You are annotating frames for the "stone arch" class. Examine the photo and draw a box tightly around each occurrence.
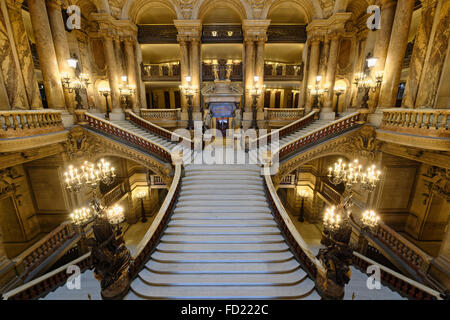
[346,0,370,22]
[261,0,323,21]
[193,0,252,21]
[121,0,183,22]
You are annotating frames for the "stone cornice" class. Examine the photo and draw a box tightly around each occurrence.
[90,13,138,39]
[307,12,352,38]
[242,19,271,41]
[174,20,202,41]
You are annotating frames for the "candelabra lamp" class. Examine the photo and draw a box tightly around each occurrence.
[354,54,383,109]
[250,76,265,130]
[61,55,91,110]
[308,75,328,109]
[136,190,147,223]
[179,76,196,130]
[119,76,135,111]
[99,86,111,120]
[333,86,345,118]
[297,189,308,222]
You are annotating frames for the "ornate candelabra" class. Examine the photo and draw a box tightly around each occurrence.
[99,86,111,120]
[328,159,381,193]
[118,76,135,110]
[250,76,264,130]
[297,188,308,222]
[333,86,345,118]
[308,75,328,109]
[61,55,91,110]
[136,190,147,223]
[179,76,196,130]
[354,54,384,108]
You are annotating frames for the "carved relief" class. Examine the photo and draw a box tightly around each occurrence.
[344,125,382,161]
[0,167,23,203]
[422,167,450,203]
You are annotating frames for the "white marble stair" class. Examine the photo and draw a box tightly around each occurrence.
[125,164,320,300]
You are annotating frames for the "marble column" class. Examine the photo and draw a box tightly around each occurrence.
[28,0,66,110]
[190,38,201,112]
[370,0,396,109]
[403,0,438,108]
[324,34,341,111]
[134,44,147,108]
[5,0,42,109]
[350,36,367,108]
[74,30,95,109]
[415,0,450,108]
[103,35,120,111]
[47,0,74,112]
[378,0,415,109]
[244,39,255,111]
[179,39,189,111]
[255,39,265,110]
[124,39,139,112]
[306,38,320,111]
[320,37,330,81]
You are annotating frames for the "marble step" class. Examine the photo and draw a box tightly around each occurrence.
[179,188,265,196]
[167,219,277,228]
[180,184,264,192]
[137,268,307,286]
[183,173,262,179]
[186,164,261,171]
[173,206,272,214]
[151,250,294,263]
[144,258,301,274]
[128,277,317,299]
[176,200,268,208]
[160,234,285,244]
[156,242,289,253]
[170,212,273,220]
[177,194,267,201]
[164,226,281,235]
[182,179,264,186]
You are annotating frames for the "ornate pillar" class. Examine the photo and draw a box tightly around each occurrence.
[114,37,124,81]
[124,38,139,112]
[28,0,65,110]
[103,35,121,112]
[305,38,321,111]
[378,0,415,109]
[47,0,74,112]
[190,38,201,113]
[5,0,42,109]
[320,36,330,81]
[255,39,266,110]
[179,39,189,111]
[244,39,255,112]
[402,0,438,108]
[135,44,147,109]
[324,34,341,111]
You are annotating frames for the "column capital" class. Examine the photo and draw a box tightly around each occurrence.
[46,0,63,10]
[243,19,270,42]
[174,19,202,41]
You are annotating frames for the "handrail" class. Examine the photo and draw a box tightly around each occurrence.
[127,110,191,145]
[0,109,64,138]
[256,110,318,146]
[380,108,449,138]
[2,252,92,300]
[263,168,326,280]
[278,112,361,159]
[128,164,182,277]
[11,221,75,280]
[82,112,173,162]
[140,108,180,121]
[352,251,442,300]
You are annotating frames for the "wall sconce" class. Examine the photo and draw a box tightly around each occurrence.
[333,85,346,118]
[136,190,147,223]
[99,85,111,120]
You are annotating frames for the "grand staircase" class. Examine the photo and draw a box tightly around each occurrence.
[125,163,321,299]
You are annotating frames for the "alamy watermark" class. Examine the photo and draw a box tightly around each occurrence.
[66,5,81,30]
[367,5,381,31]
[66,265,81,290]
[366,265,382,290]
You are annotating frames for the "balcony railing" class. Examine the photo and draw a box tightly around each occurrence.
[380,109,449,138]
[266,108,304,122]
[264,63,304,81]
[0,110,64,138]
[140,109,180,128]
[141,63,181,81]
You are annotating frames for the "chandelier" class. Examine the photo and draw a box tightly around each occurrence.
[328,159,381,192]
[64,159,116,192]
[361,209,380,229]
[70,207,94,226]
[106,204,125,225]
[323,206,343,231]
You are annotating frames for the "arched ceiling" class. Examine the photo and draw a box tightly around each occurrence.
[135,3,177,24]
[201,5,243,24]
[195,0,248,21]
[346,0,369,22]
[267,2,308,24]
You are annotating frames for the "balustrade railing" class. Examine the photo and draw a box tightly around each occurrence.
[266,108,304,121]
[352,252,442,300]
[264,170,326,282]
[142,63,181,81]
[380,109,449,138]
[12,221,76,281]
[128,164,182,278]
[0,110,64,138]
[279,112,361,159]
[103,182,127,207]
[82,112,172,162]
[140,108,180,121]
[3,253,92,300]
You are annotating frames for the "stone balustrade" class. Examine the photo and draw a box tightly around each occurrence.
[352,252,441,300]
[140,108,180,128]
[0,110,64,138]
[380,109,449,138]
[279,112,361,159]
[375,223,433,276]
[266,108,304,120]
[12,221,75,281]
